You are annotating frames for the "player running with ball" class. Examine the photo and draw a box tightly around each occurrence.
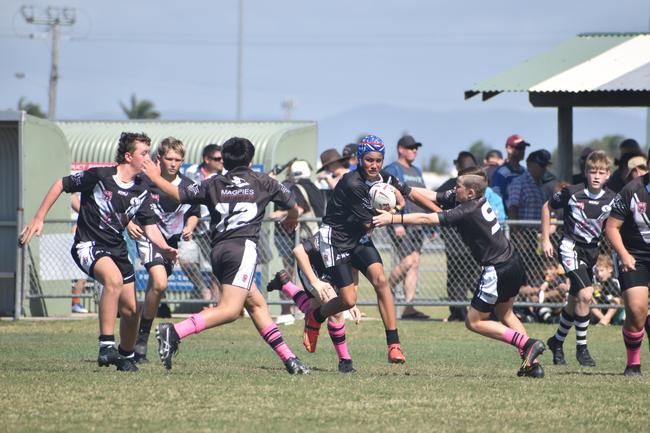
[303,135,440,364]
[373,168,546,377]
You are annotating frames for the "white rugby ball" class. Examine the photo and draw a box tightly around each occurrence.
[369,182,396,210]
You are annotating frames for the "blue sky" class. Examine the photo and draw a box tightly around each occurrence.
[2,0,649,166]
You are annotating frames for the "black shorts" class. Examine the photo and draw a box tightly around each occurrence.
[471,252,527,313]
[71,241,135,284]
[617,256,650,291]
[210,238,257,290]
[320,236,382,289]
[388,226,427,258]
[558,239,598,295]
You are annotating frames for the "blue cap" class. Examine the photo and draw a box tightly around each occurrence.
[357,135,385,162]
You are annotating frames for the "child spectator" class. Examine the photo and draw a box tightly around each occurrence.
[591,254,622,326]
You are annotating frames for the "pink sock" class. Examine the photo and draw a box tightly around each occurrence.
[281,281,302,298]
[623,328,644,366]
[260,323,295,362]
[174,313,206,340]
[328,321,351,360]
[502,328,530,351]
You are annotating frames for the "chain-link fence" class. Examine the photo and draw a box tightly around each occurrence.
[21,218,619,319]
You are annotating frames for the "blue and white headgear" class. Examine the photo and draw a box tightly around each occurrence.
[357,135,385,162]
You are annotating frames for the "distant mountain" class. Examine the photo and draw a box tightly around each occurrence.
[318,104,647,170]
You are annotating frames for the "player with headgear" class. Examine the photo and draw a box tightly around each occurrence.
[303,134,440,364]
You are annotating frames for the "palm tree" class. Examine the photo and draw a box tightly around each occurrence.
[17,97,46,118]
[119,94,160,119]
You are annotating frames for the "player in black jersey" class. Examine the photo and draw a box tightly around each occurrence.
[142,137,310,374]
[374,168,546,378]
[304,135,441,364]
[606,158,650,376]
[20,132,177,372]
[266,235,362,373]
[126,137,202,363]
[542,151,614,367]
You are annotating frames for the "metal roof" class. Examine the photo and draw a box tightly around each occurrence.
[465,33,650,101]
[54,120,316,163]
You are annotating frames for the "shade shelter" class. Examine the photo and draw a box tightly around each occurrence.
[465,33,650,180]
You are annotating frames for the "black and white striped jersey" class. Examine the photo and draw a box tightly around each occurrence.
[549,184,616,247]
[322,169,412,251]
[178,166,295,247]
[436,190,513,266]
[62,166,156,247]
[140,174,201,243]
[609,174,650,259]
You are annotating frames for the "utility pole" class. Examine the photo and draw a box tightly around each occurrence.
[281,98,295,120]
[236,0,244,120]
[20,5,76,120]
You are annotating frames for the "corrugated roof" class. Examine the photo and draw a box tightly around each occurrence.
[465,33,650,100]
[54,120,316,163]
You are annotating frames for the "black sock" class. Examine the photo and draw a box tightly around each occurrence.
[385,329,400,346]
[118,346,134,358]
[139,316,154,334]
[313,306,327,324]
[99,334,115,348]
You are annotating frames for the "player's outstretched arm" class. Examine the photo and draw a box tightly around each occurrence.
[540,202,554,258]
[407,188,443,213]
[143,224,178,262]
[605,217,635,271]
[373,209,439,227]
[19,178,65,246]
[141,159,181,202]
[281,204,301,233]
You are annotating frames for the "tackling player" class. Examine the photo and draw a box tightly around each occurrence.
[19,132,177,372]
[373,168,546,377]
[542,151,614,367]
[142,137,310,374]
[605,153,650,376]
[267,234,362,373]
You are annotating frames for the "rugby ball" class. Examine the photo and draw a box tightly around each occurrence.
[369,182,396,211]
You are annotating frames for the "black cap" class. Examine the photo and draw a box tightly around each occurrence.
[342,143,358,158]
[526,149,552,167]
[397,135,422,149]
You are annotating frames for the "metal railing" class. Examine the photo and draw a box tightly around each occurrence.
[15,217,622,320]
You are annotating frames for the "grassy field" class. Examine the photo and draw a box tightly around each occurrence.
[1,315,647,433]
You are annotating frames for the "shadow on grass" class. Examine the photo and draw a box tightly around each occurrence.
[553,370,623,377]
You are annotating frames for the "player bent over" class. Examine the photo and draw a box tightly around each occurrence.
[605,163,650,376]
[19,132,177,372]
[142,137,310,374]
[267,234,362,373]
[304,135,440,364]
[127,137,202,363]
[373,169,546,377]
[541,151,614,366]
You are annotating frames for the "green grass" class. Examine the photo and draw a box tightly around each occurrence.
[0,317,647,433]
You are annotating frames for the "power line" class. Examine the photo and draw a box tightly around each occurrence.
[19,5,76,120]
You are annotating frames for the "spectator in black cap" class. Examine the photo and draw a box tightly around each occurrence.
[572,147,594,186]
[508,149,551,284]
[384,135,430,320]
[607,138,643,193]
[342,143,358,171]
[437,151,481,322]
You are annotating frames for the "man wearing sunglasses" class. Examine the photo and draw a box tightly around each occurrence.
[185,144,225,304]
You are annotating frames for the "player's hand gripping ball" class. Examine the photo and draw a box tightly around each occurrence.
[369,182,396,211]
